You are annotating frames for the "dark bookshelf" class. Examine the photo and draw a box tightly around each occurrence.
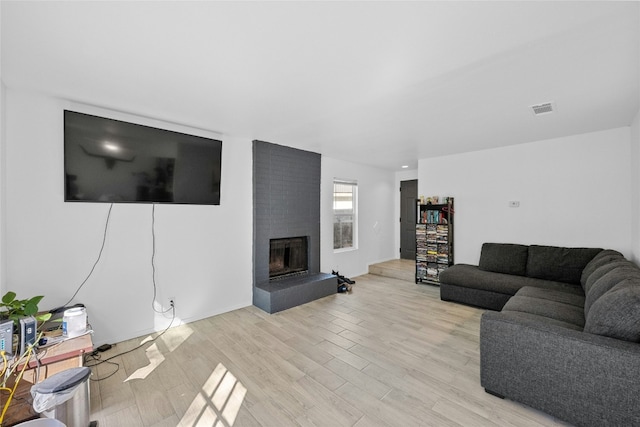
[415,198,454,284]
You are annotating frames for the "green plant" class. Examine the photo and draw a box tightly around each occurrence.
[0,291,51,325]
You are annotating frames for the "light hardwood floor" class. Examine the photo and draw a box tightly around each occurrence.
[88,272,570,427]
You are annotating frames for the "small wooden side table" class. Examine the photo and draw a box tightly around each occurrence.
[1,334,93,426]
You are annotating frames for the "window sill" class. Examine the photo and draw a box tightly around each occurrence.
[334,247,358,254]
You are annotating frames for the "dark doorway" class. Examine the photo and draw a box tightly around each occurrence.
[400,180,418,260]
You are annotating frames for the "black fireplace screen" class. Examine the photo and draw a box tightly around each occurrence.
[269,236,308,279]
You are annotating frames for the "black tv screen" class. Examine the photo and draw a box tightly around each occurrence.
[64,110,222,205]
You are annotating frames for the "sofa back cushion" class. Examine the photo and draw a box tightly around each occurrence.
[580,249,623,288]
[478,243,528,276]
[526,245,602,285]
[584,260,636,295]
[584,277,640,342]
[584,265,640,315]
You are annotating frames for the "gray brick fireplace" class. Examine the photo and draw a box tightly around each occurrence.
[252,140,336,313]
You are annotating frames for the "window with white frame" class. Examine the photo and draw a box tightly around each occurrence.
[333,180,357,250]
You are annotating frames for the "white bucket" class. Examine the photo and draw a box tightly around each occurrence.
[62,307,86,338]
[15,418,66,427]
[15,419,66,426]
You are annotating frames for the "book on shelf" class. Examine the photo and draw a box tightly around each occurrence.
[417,262,427,275]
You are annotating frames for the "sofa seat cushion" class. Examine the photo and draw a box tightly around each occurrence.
[584,278,640,342]
[503,294,585,328]
[485,310,584,332]
[526,245,602,285]
[580,249,624,288]
[515,286,585,308]
[439,264,584,297]
[478,243,528,276]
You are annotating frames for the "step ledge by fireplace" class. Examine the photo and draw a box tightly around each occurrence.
[254,272,337,314]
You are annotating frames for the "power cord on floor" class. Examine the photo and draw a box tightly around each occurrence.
[84,352,120,382]
[84,304,176,382]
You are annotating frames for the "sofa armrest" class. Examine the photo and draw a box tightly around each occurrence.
[481,310,640,426]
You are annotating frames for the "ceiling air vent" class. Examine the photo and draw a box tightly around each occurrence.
[530,102,556,116]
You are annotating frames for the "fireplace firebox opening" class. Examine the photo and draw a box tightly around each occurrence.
[269,236,308,280]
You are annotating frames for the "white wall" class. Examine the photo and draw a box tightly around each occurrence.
[419,127,633,264]
[0,4,5,296]
[0,82,4,296]
[321,157,396,278]
[394,169,418,257]
[3,90,253,346]
[631,110,640,264]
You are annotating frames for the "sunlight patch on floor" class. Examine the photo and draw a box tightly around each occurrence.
[122,319,192,381]
[124,342,165,382]
[179,363,247,427]
[160,322,193,352]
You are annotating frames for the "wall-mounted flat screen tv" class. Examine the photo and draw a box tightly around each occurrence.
[64,110,222,205]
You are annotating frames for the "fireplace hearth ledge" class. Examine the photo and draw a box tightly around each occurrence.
[254,272,337,314]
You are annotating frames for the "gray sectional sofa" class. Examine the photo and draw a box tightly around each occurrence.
[439,243,640,426]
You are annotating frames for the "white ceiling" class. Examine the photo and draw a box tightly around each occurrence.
[2,1,639,171]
